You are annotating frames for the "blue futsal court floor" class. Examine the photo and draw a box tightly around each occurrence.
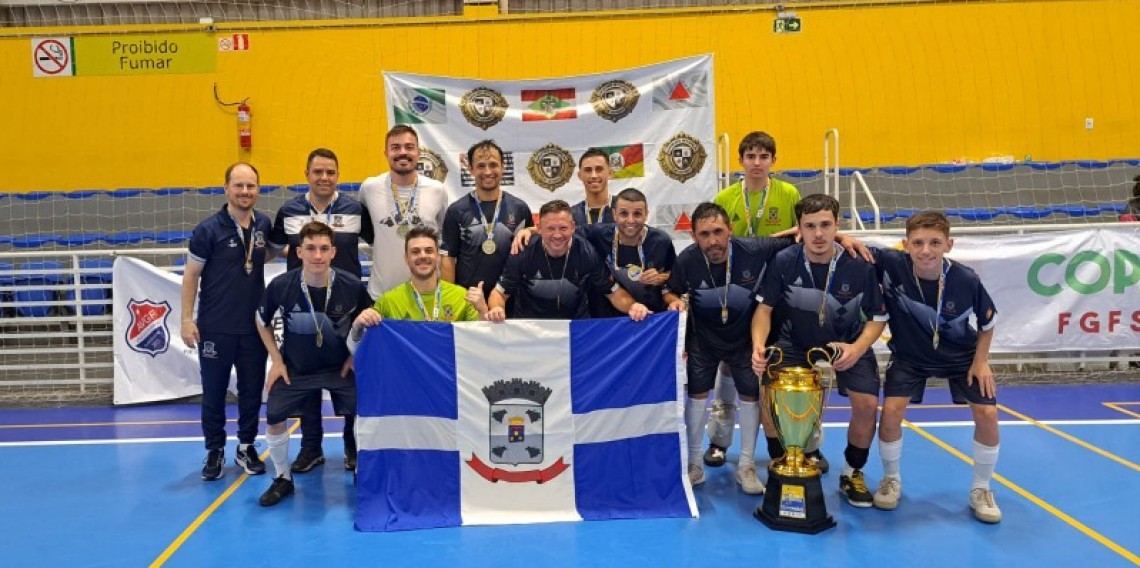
[1,383,1137,567]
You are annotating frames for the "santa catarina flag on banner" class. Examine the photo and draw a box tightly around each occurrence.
[521,88,578,121]
[597,143,645,179]
[353,311,697,531]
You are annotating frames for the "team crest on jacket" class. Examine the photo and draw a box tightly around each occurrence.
[126,299,172,357]
[657,132,707,183]
[590,80,639,123]
[527,144,574,191]
[459,87,508,130]
[465,378,569,483]
[417,147,449,182]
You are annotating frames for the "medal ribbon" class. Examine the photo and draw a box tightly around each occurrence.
[703,240,732,324]
[586,203,609,225]
[740,182,769,237]
[307,193,337,226]
[611,226,646,274]
[914,258,952,350]
[804,242,843,327]
[471,191,502,245]
[409,281,443,322]
[390,178,419,228]
[300,270,334,347]
[229,209,257,274]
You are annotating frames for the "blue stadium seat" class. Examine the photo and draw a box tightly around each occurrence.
[1099,203,1126,214]
[108,188,146,198]
[63,191,102,199]
[260,185,283,194]
[779,169,821,179]
[1049,204,1101,217]
[58,233,108,247]
[155,187,191,196]
[338,182,362,192]
[105,231,155,246]
[925,165,969,174]
[288,183,309,193]
[879,166,920,175]
[893,209,920,219]
[1025,161,1066,171]
[171,256,187,275]
[947,208,999,221]
[15,192,52,201]
[15,260,63,317]
[998,206,1051,220]
[12,234,60,248]
[155,230,192,244]
[198,186,225,195]
[65,258,114,316]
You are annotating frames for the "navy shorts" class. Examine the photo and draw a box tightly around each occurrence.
[884,357,996,405]
[266,370,357,425]
[767,349,880,398]
[686,339,759,398]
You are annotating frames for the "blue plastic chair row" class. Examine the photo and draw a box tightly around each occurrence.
[4,231,192,248]
[842,203,1122,224]
[0,259,114,317]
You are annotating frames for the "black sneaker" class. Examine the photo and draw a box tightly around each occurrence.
[202,449,225,481]
[840,470,874,508]
[259,476,294,507]
[291,447,325,473]
[807,450,830,474]
[703,444,727,467]
[235,445,266,475]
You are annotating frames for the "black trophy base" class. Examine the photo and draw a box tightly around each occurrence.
[753,471,837,535]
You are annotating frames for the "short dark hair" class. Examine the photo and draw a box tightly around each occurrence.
[539,199,572,219]
[690,202,729,228]
[306,148,338,170]
[467,139,504,166]
[577,148,608,168]
[616,187,647,205]
[906,211,952,238]
[738,131,777,159]
[299,221,335,244]
[404,225,440,251]
[386,124,419,145]
[794,193,840,222]
[224,161,259,185]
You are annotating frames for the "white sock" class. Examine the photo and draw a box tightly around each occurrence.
[267,430,291,480]
[685,397,711,467]
[736,400,760,469]
[842,460,855,478]
[709,372,737,447]
[972,441,999,490]
[238,443,251,452]
[879,437,903,480]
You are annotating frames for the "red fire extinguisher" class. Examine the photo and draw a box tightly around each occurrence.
[237,101,252,150]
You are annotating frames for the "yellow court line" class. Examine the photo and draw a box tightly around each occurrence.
[997,404,1140,473]
[149,420,301,568]
[903,420,1140,566]
[1102,403,1140,420]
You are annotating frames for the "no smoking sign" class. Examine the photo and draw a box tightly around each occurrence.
[32,37,74,77]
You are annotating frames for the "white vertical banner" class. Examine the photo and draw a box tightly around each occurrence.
[384,55,716,229]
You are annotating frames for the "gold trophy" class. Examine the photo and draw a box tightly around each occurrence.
[753,346,837,534]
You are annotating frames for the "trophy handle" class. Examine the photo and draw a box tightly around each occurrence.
[764,345,784,380]
[806,346,838,367]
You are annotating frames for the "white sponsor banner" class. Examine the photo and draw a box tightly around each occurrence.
[865,226,1140,353]
[112,256,287,405]
[384,55,716,228]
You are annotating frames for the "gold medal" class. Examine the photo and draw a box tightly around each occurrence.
[315,331,323,348]
[244,261,253,275]
[721,306,728,324]
[397,224,410,238]
[627,265,643,282]
[481,238,497,255]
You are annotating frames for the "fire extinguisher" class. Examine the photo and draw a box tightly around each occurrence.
[237,101,252,150]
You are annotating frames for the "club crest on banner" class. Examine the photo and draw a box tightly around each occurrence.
[657,132,707,183]
[460,87,508,130]
[527,143,575,191]
[465,378,570,483]
[590,80,639,123]
[125,299,172,357]
[417,147,449,182]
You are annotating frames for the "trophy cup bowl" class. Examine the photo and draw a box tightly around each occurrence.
[754,346,837,534]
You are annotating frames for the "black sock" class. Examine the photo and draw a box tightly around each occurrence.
[844,444,870,470]
[766,436,785,460]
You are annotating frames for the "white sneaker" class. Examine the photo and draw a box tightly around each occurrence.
[873,477,901,510]
[735,464,765,495]
[688,463,705,486]
[970,488,1002,523]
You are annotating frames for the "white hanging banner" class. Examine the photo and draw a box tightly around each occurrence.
[384,55,716,230]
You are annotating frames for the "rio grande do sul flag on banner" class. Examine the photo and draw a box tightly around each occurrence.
[353,312,697,532]
[383,56,715,232]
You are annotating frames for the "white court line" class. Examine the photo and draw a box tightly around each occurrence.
[0,419,1136,448]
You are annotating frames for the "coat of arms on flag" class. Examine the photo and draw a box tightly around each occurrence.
[522,88,577,121]
[353,313,697,531]
[125,299,172,357]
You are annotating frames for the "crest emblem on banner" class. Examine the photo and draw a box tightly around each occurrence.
[657,132,707,183]
[460,87,508,130]
[125,299,172,357]
[483,379,550,465]
[527,144,575,191]
[590,80,639,123]
[417,147,449,182]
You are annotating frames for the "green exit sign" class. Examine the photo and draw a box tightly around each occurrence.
[773,17,802,34]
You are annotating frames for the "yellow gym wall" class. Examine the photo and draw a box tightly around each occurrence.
[0,0,1135,192]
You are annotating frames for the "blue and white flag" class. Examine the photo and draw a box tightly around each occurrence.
[353,312,697,532]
